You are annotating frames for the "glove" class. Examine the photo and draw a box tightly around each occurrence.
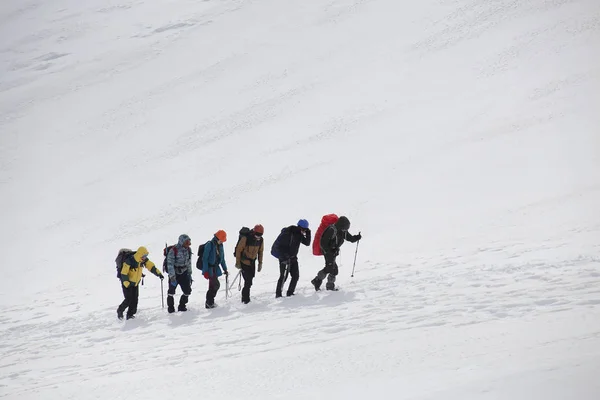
[203,272,210,280]
[189,275,193,285]
[258,263,263,272]
[123,281,130,288]
[158,274,164,281]
[235,264,241,269]
[223,269,229,276]
[356,233,362,241]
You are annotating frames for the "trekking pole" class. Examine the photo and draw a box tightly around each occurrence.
[161,279,165,308]
[351,231,361,278]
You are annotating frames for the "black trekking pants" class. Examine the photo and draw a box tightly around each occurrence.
[315,253,338,288]
[167,273,192,310]
[206,276,221,306]
[241,262,256,303]
[276,257,299,296]
[118,285,139,317]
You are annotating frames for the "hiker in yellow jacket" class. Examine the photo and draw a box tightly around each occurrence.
[118,246,164,320]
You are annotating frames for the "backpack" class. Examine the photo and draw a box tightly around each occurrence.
[271,227,289,259]
[115,248,136,278]
[312,214,339,256]
[162,244,192,273]
[233,227,251,257]
[195,242,208,270]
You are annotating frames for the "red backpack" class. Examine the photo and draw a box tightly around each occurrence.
[313,214,339,256]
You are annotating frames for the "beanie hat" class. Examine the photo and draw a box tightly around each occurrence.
[215,230,227,242]
[253,224,264,234]
[297,219,309,229]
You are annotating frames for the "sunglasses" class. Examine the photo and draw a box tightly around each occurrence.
[254,233,263,237]
[141,254,149,260]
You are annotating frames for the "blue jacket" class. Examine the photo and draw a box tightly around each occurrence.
[202,238,228,277]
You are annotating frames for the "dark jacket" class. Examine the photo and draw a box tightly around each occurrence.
[271,225,311,260]
[320,223,360,256]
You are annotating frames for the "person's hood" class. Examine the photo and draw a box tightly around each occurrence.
[134,246,149,262]
[335,216,350,231]
[178,234,191,247]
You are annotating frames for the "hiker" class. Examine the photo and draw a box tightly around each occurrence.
[234,224,264,304]
[165,234,193,313]
[202,230,229,309]
[271,219,311,297]
[117,246,164,320]
[311,216,361,291]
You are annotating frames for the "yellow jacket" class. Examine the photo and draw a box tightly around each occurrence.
[120,247,163,288]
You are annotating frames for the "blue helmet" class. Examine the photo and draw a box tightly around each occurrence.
[297,219,309,229]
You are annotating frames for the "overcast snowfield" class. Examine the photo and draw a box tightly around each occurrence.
[1,0,600,399]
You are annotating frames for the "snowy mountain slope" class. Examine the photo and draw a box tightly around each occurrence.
[1,0,599,399]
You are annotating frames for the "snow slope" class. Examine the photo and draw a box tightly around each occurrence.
[1,0,599,398]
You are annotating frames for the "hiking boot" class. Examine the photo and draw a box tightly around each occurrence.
[205,302,216,309]
[326,283,338,291]
[117,310,124,320]
[286,292,295,297]
[311,278,322,291]
[178,305,188,312]
[126,315,135,320]
[168,306,176,314]
[275,292,282,298]
[242,299,250,304]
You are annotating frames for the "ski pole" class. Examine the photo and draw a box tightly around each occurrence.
[161,279,164,308]
[351,231,361,278]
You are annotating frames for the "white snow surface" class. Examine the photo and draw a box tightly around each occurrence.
[1,0,600,399]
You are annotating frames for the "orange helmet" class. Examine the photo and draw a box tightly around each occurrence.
[215,230,227,242]
[253,224,264,234]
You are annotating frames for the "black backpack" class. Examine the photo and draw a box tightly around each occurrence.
[115,248,136,278]
[270,227,289,259]
[233,227,251,256]
[195,242,208,270]
[163,244,192,273]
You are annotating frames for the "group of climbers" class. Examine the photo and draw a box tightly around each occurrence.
[115,215,361,320]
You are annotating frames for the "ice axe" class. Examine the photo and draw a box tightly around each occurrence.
[283,259,290,284]
[228,270,242,292]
